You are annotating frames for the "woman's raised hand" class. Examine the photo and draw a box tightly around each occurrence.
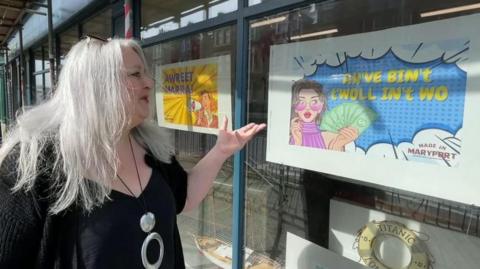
[329,126,359,151]
[290,117,303,145]
[214,116,266,158]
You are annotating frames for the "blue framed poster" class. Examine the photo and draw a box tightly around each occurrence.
[267,14,480,205]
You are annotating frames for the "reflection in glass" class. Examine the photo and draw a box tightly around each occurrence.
[248,0,273,6]
[180,9,206,27]
[141,0,238,39]
[209,0,237,18]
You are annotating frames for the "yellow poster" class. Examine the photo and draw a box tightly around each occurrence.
[156,55,232,134]
[162,63,219,128]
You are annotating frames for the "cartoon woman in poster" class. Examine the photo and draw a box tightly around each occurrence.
[289,79,359,151]
[195,90,219,128]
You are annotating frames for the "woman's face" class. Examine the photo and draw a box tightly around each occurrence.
[123,47,154,127]
[200,92,211,110]
[294,88,324,123]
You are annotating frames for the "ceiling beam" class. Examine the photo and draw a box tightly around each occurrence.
[0,0,26,6]
[0,4,26,47]
[0,4,46,16]
[0,18,16,23]
[29,2,48,8]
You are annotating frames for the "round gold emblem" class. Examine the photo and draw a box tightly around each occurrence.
[356,220,430,269]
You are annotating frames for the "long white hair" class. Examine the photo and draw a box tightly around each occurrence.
[0,38,173,214]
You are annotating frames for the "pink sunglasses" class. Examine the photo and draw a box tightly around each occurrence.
[294,100,323,111]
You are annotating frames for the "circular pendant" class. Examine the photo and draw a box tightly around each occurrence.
[140,212,156,233]
[141,232,164,269]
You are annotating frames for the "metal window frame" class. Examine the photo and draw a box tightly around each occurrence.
[138,0,323,268]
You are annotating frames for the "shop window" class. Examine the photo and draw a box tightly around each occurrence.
[141,0,237,39]
[143,24,236,267]
[213,28,232,47]
[246,0,480,268]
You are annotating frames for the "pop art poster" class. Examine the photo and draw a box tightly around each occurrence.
[267,14,480,205]
[155,55,232,134]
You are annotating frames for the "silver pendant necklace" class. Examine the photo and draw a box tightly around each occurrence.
[116,136,164,269]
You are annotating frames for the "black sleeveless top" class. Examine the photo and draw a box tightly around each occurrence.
[58,154,188,269]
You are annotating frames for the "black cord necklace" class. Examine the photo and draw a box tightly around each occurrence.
[116,135,164,269]
[116,136,149,217]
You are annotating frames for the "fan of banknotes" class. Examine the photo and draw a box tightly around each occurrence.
[320,103,377,134]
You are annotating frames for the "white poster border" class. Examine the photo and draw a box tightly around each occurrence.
[266,14,480,205]
[155,55,232,134]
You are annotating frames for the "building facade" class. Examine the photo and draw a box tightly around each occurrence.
[2,0,480,268]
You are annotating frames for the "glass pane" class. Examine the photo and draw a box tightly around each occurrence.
[143,24,236,267]
[44,71,51,98]
[141,0,237,39]
[82,8,112,38]
[209,0,237,18]
[35,74,44,104]
[247,0,480,268]
[43,43,50,71]
[248,0,273,6]
[33,46,43,72]
[180,9,206,27]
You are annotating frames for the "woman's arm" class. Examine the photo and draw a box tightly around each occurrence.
[182,117,265,212]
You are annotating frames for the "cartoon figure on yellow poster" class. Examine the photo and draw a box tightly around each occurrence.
[156,55,231,134]
[193,90,219,128]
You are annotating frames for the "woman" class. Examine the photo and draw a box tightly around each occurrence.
[0,37,265,268]
[289,79,358,151]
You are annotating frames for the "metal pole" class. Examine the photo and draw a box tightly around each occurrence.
[124,0,133,38]
[18,25,25,107]
[1,49,6,128]
[47,0,55,90]
[232,1,248,268]
[4,50,11,121]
